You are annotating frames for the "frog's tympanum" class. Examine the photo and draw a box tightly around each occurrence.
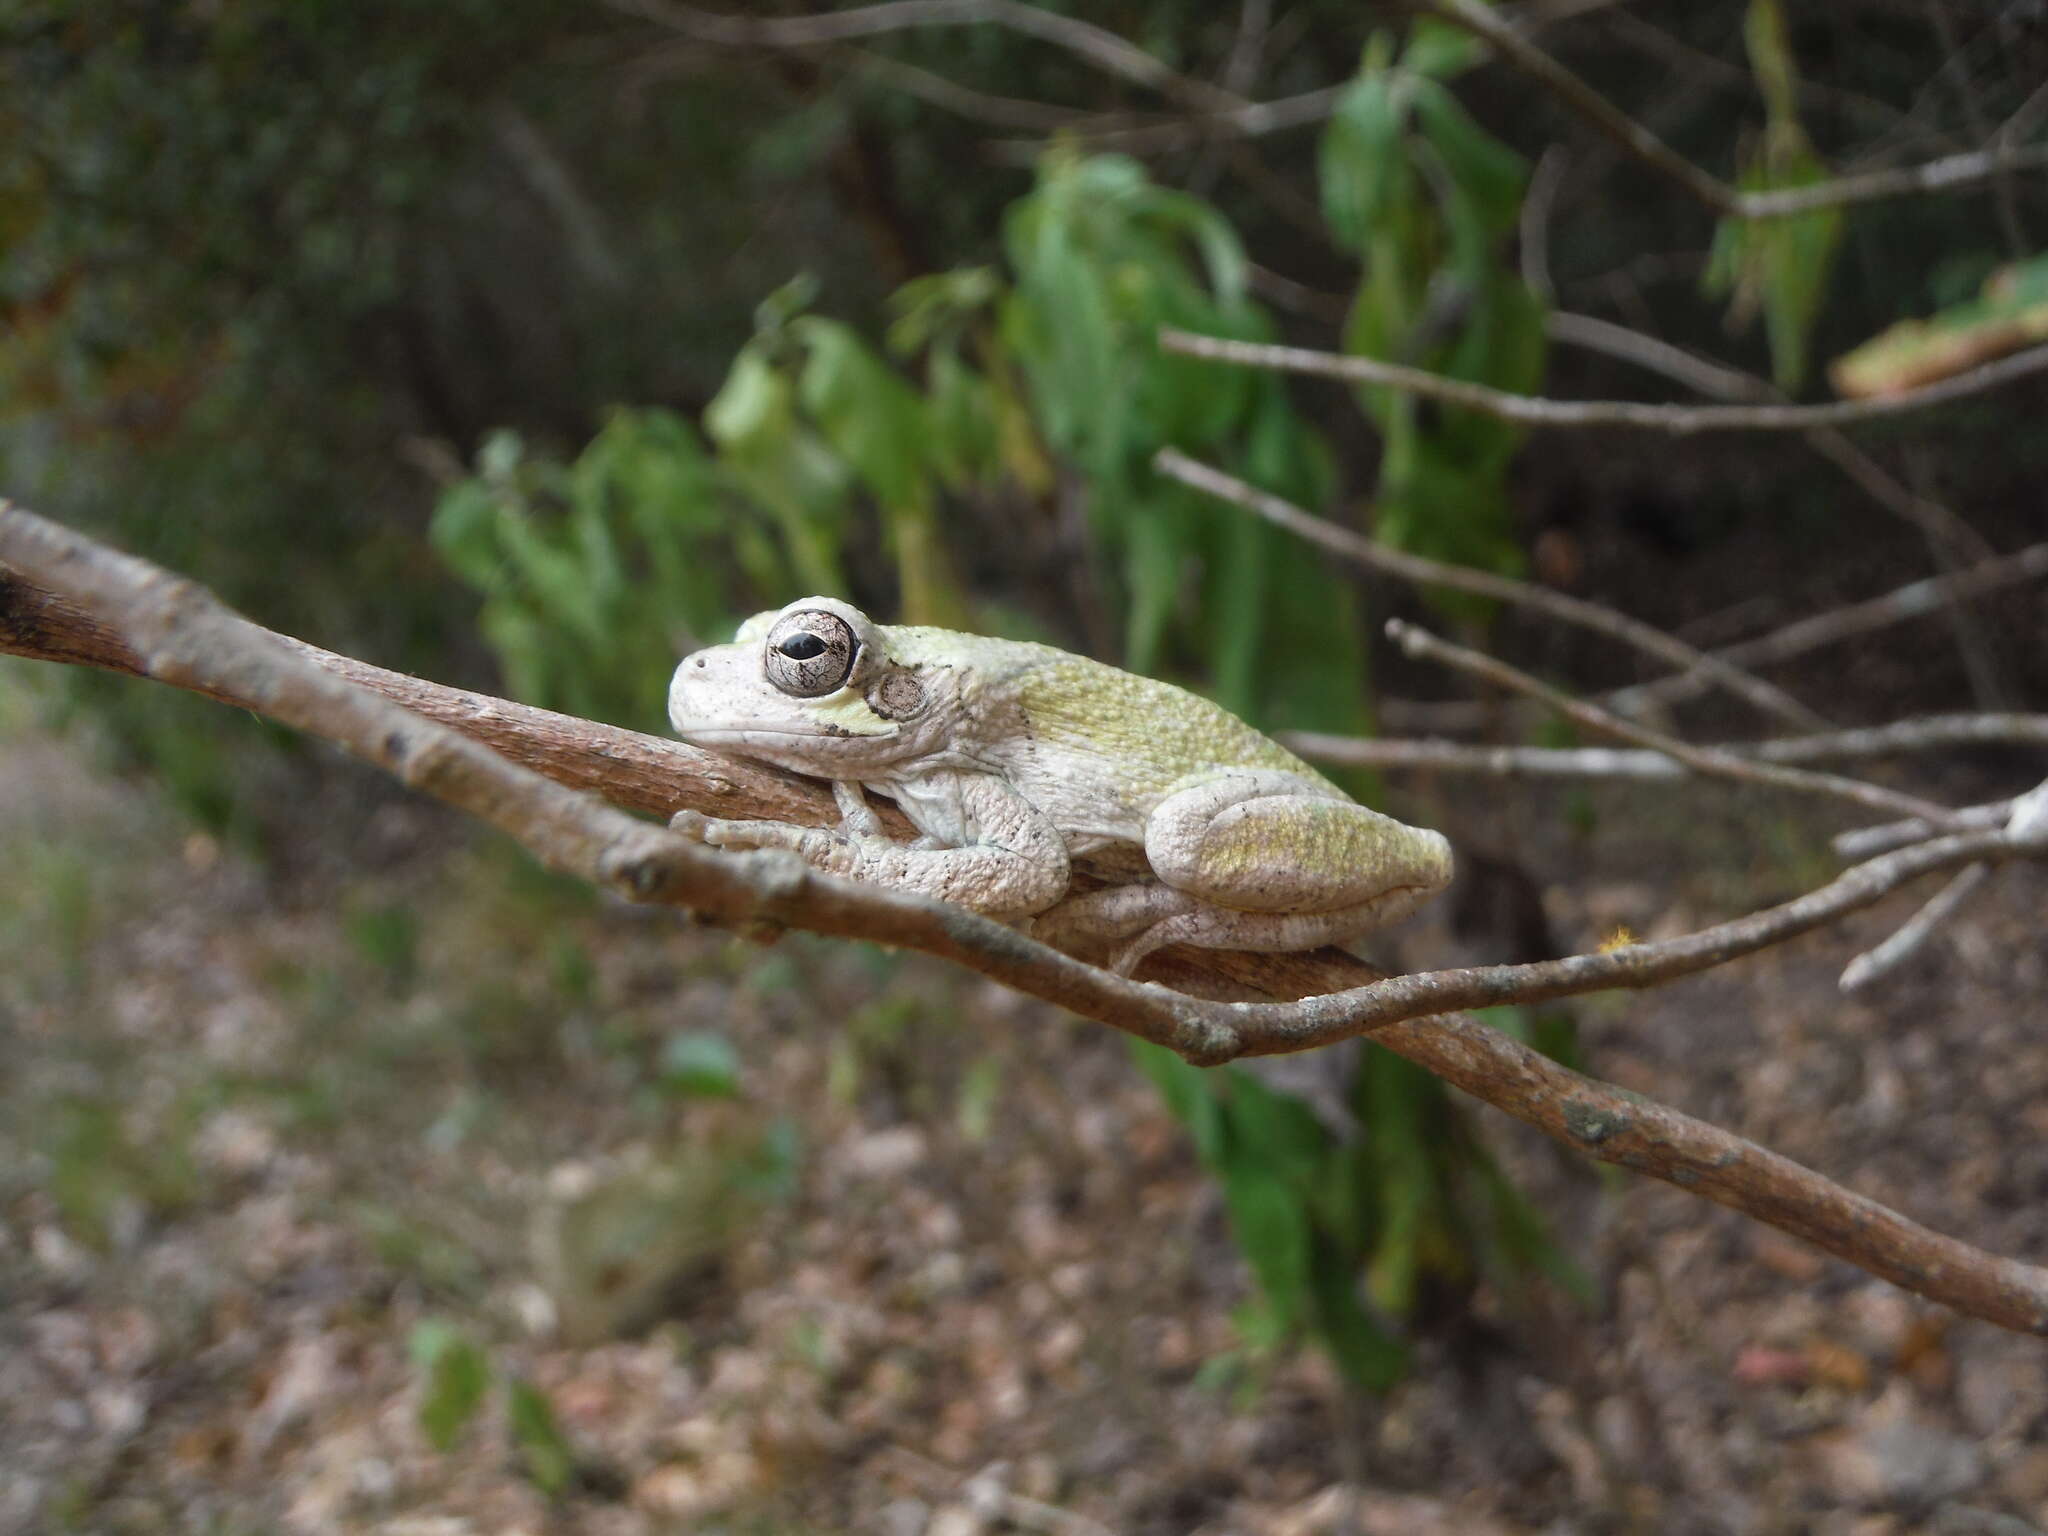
[669,598,1452,975]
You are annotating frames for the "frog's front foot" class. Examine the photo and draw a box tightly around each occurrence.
[670,809,823,857]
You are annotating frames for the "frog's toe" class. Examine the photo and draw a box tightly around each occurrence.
[1107,914,1203,976]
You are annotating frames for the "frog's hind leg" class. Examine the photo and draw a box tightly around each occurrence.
[1106,904,1394,977]
[1024,882,1198,961]
[1103,772,1453,973]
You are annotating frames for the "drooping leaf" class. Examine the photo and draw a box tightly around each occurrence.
[507,1378,576,1497]
[410,1320,490,1454]
[1831,254,2048,397]
[1319,39,1411,255]
[1703,0,1843,392]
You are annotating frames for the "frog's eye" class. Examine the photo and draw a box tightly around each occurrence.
[763,610,858,697]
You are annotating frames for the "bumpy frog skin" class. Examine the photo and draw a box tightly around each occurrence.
[668,597,1453,975]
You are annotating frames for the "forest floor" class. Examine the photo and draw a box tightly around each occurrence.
[2,656,2046,1536]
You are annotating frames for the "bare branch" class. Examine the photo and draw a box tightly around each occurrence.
[992,85,1348,156]
[1545,310,1778,403]
[611,0,1247,115]
[1284,713,2048,779]
[1544,309,1997,570]
[1157,327,2048,435]
[1154,448,1825,731]
[1302,533,2048,738]
[1612,541,2048,720]
[1422,0,2048,219]
[1839,863,1993,993]
[1835,799,2016,862]
[6,507,2048,1334]
[844,49,1105,132]
[1383,619,1959,826]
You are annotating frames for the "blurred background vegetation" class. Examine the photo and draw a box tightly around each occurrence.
[4,1,2048,1528]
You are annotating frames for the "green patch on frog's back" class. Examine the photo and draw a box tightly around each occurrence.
[1015,658,1322,795]
[880,624,1333,796]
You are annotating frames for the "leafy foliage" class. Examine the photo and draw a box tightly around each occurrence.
[1322,32,1547,600]
[1135,1037,1586,1390]
[431,49,1572,1390]
[1704,0,1845,394]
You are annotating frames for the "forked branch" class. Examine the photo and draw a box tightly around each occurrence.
[3,504,2046,1334]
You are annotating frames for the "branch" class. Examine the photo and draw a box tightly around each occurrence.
[1610,541,2048,719]
[1158,328,2048,436]
[1383,620,1960,827]
[611,0,1247,116]
[1421,0,2048,219]
[1834,798,2017,862]
[1838,863,1992,994]
[5,506,2048,1335]
[988,85,1346,156]
[1283,713,2048,779]
[1154,448,1825,731]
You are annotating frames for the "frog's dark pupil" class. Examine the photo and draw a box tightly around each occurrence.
[779,632,828,660]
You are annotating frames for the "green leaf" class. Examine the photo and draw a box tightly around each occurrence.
[887,265,1005,356]
[956,1055,1003,1145]
[705,343,794,452]
[1830,253,2048,397]
[792,317,930,512]
[410,1320,490,1453]
[1744,0,1800,124]
[1220,1068,1333,1190]
[1703,1,1842,392]
[1219,1159,1313,1331]
[1319,43,1410,254]
[1308,1243,1407,1391]
[1129,1040,1224,1163]
[658,1030,742,1099]
[924,345,1000,490]
[1411,79,1527,266]
[507,1378,576,1497]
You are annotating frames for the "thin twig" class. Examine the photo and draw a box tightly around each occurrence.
[1284,714,2048,778]
[1613,541,2048,719]
[1922,0,2028,256]
[1839,863,1993,993]
[845,49,1105,132]
[1358,534,2048,748]
[1835,799,2017,862]
[1383,618,1958,826]
[1154,448,1826,730]
[999,85,1347,156]
[1158,328,2048,435]
[1422,0,2048,219]
[1546,310,1773,403]
[612,0,1247,115]
[1544,309,1995,565]
[5,511,2048,1336]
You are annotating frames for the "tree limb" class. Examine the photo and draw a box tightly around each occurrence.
[4,505,2047,1335]
[1283,714,2048,779]
[1158,328,2048,436]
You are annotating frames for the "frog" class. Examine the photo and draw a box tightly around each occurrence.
[666,597,1453,976]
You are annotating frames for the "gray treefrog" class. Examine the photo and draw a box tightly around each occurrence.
[668,598,1452,975]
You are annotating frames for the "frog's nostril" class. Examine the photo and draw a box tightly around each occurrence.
[695,657,707,668]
